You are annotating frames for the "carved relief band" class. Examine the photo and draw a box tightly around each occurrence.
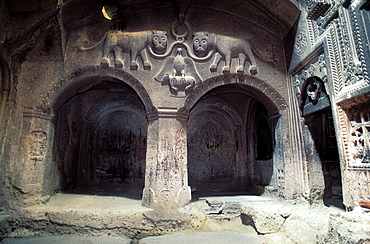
[77,19,281,97]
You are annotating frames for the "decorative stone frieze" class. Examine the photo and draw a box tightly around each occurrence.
[77,18,283,98]
[307,0,331,20]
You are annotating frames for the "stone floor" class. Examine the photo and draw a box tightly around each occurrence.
[1,231,264,244]
[1,193,369,243]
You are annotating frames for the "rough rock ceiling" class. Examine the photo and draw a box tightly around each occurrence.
[60,0,300,38]
[3,0,300,46]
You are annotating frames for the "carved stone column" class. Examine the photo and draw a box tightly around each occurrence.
[13,108,57,205]
[142,108,191,209]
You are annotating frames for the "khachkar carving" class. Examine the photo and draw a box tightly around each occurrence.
[350,112,370,165]
[78,18,278,97]
[20,131,48,194]
[27,131,47,159]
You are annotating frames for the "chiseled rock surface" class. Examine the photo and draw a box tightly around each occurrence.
[240,202,287,234]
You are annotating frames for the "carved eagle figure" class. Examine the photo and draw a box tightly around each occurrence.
[155,47,202,85]
[173,48,186,77]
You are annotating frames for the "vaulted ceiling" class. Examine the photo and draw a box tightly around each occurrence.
[2,0,301,45]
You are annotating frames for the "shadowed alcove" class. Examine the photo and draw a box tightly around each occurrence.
[301,76,343,208]
[187,84,274,197]
[53,80,147,199]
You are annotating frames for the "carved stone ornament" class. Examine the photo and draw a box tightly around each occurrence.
[78,30,168,70]
[350,115,370,164]
[344,61,364,87]
[155,48,201,97]
[306,78,322,103]
[295,28,308,55]
[307,0,331,20]
[27,131,47,159]
[78,19,270,96]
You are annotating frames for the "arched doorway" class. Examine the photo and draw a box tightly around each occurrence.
[53,80,147,199]
[187,84,276,197]
[301,77,343,208]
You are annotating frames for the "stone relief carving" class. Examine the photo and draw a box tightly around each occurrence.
[155,48,201,97]
[78,30,168,70]
[77,19,281,97]
[293,56,326,104]
[350,113,370,164]
[307,0,331,20]
[306,78,322,104]
[295,28,308,55]
[343,61,364,87]
[190,32,258,74]
[27,131,47,158]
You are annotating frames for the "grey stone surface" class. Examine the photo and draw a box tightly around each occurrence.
[2,236,132,244]
[138,231,264,244]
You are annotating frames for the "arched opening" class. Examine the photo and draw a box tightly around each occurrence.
[53,80,147,199]
[187,84,276,197]
[301,77,343,208]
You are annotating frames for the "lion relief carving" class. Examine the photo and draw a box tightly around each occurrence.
[192,32,258,75]
[78,30,168,70]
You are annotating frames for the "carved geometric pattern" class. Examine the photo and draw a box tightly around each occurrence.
[307,0,331,20]
[295,28,309,55]
[327,27,343,96]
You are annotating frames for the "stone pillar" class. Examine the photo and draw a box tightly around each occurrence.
[13,108,56,205]
[142,108,191,209]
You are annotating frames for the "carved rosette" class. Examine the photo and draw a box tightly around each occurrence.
[295,28,308,56]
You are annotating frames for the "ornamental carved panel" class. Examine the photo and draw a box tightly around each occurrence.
[78,19,278,97]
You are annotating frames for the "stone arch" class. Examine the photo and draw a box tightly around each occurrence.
[49,66,153,197]
[185,75,283,195]
[43,66,157,118]
[181,74,286,117]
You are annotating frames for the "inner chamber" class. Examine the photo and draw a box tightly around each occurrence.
[187,85,274,197]
[53,80,147,199]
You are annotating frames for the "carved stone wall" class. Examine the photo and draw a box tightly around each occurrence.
[290,0,370,208]
[0,0,305,212]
